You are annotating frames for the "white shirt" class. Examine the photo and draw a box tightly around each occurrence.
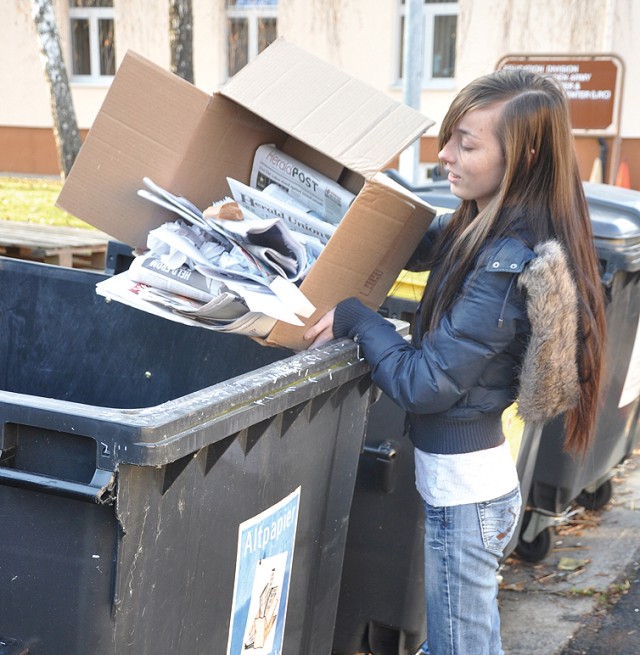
[414,439,519,507]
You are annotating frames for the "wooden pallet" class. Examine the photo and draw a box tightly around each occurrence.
[0,220,111,269]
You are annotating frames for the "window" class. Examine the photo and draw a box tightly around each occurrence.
[69,0,116,81]
[399,0,457,87]
[226,0,278,78]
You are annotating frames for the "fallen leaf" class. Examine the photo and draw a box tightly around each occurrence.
[557,557,590,571]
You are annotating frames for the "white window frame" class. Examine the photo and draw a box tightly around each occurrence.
[423,2,457,87]
[68,4,115,84]
[226,1,278,79]
[397,1,458,90]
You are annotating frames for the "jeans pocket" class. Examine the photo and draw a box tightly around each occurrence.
[477,487,522,557]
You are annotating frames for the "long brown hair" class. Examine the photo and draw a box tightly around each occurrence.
[420,68,606,454]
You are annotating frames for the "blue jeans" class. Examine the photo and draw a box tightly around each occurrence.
[418,487,521,655]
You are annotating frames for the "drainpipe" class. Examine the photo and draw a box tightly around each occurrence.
[399,0,424,185]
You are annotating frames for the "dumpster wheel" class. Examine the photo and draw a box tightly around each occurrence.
[575,478,613,511]
[515,510,553,563]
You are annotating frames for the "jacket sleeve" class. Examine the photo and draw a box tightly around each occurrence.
[336,264,524,415]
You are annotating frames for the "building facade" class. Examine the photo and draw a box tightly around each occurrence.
[3,0,638,188]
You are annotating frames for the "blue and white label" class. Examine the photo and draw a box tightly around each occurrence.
[226,487,301,655]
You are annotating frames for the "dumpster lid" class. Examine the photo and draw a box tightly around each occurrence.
[584,182,640,242]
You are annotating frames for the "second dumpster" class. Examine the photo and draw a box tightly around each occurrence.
[516,181,640,561]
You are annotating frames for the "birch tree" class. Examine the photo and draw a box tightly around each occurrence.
[169,0,194,83]
[31,0,81,179]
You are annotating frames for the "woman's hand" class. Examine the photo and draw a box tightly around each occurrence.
[303,308,337,349]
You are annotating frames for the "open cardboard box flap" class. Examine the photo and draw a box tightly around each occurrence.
[57,39,437,350]
[220,38,434,180]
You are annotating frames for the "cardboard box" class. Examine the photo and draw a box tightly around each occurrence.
[57,38,436,350]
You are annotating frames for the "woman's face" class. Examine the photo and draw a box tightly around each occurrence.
[438,103,506,212]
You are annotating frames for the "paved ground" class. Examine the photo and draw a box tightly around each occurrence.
[499,451,640,655]
[558,554,640,654]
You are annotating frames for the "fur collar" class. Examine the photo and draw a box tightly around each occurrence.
[516,240,579,423]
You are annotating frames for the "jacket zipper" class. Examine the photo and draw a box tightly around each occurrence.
[498,274,517,328]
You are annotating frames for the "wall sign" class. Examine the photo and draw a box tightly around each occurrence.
[497,55,623,134]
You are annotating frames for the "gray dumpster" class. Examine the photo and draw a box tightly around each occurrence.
[0,257,376,655]
[517,182,640,561]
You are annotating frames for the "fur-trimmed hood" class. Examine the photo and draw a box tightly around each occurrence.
[516,240,580,423]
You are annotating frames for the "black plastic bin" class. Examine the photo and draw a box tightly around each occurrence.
[517,182,640,562]
[0,258,377,655]
[331,392,427,655]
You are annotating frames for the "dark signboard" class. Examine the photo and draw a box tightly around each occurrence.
[497,55,622,132]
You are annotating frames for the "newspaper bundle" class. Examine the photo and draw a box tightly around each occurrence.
[251,144,355,225]
[96,145,355,338]
[227,177,335,246]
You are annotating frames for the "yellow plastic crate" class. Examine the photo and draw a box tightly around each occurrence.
[388,269,429,302]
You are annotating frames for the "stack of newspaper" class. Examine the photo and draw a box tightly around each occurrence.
[95,145,356,338]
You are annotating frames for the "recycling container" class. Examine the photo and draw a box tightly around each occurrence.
[517,182,640,561]
[331,392,426,655]
[0,257,376,655]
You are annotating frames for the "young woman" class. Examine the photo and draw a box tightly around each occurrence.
[304,69,607,655]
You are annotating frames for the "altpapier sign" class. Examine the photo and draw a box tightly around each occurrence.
[226,487,301,655]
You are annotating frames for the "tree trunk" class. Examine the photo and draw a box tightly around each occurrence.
[169,0,194,83]
[31,0,82,180]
